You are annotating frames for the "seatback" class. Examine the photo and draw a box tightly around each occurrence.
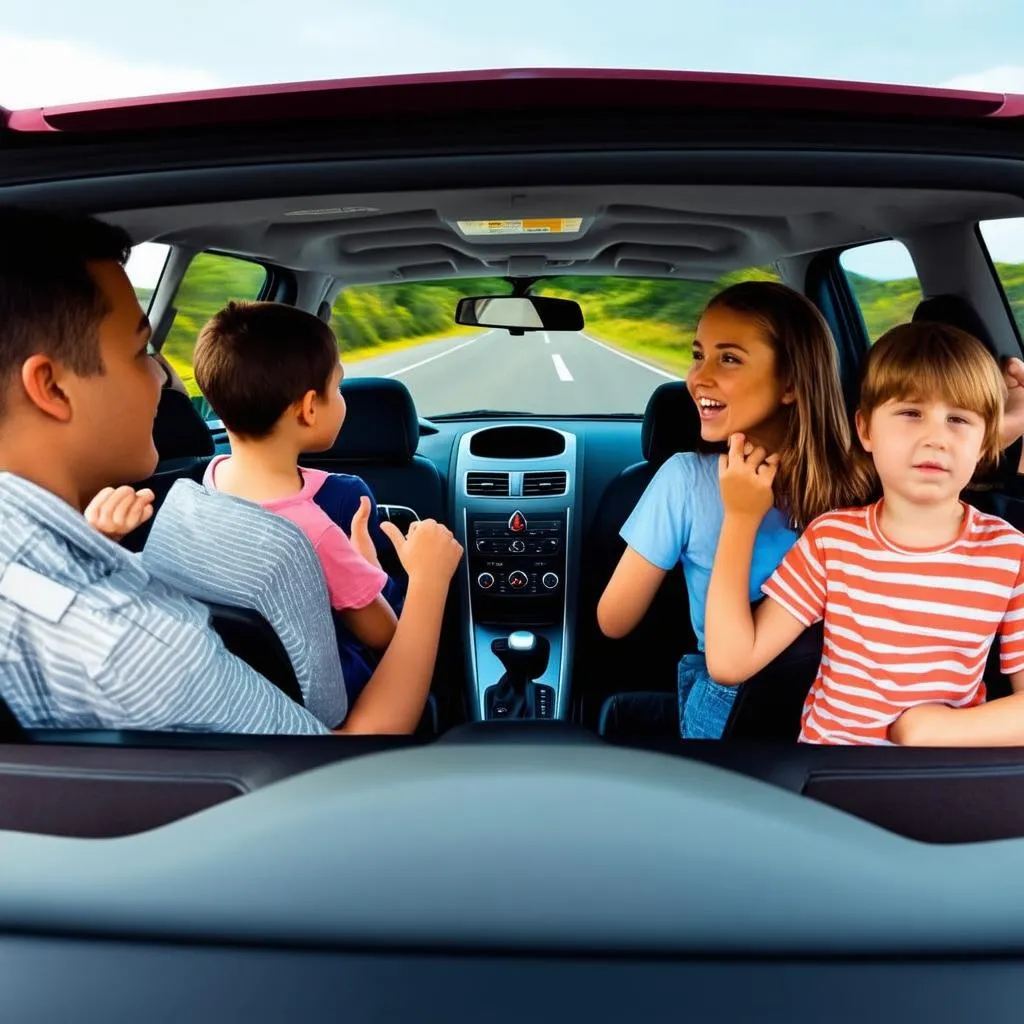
[577,381,703,722]
[301,376,460,728]
[141,479,348,729]
[203,601,303,706]
[912,293,1000,356]
[301,377,444,523]
[123,389,215,554]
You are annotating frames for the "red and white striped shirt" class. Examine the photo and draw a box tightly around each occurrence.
[762,501,1024,745]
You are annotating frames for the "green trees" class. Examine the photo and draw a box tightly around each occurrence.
[153,254,1024,399]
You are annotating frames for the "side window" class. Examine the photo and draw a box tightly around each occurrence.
[978,218,1024,338]
[124,242,170,312]
[839,240,923,343]
[164,253,268,403]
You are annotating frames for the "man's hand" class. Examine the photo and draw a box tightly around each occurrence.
[349,496,382,569]
[380,518,463,588]
[1001,356,1024,454]
[85,486,155,542]
[718,433,779,520]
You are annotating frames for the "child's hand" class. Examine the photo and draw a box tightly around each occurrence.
[350,496,382,570]
[85,486,156,541]
[1000,356,1024,451]
[380,518,463,590]
[718,433,779,521]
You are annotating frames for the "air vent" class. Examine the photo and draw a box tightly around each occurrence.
[522,471,567,497]
[466,472,510,497]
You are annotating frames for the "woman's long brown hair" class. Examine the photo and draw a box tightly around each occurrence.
[705,281,875,530]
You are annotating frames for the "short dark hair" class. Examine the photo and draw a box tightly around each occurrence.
[0,206,132,413]
[193,301,339,438]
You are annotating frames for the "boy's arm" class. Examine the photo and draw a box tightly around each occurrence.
[314,523,398,650]
[334,519,462,734]
[888,672,1024,746]
[890,558,1024,746]
[337,596,397,651]
[705,433,810,685]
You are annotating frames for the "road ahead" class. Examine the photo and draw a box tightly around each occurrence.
[343,329,682,416]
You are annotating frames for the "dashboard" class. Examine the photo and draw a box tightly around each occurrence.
[417,417,645,724]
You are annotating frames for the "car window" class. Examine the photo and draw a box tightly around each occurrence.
[164,252,268,407]
[978,217,1024,339]
[336,267,779,417]
[839,240,923,343]
[124,242,170,312]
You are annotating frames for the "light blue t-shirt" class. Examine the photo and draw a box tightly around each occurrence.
[620,452,799,651]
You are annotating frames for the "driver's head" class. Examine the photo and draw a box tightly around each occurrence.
[0,206,163,509]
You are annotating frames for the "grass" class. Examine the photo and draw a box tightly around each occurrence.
[162,325,480,399]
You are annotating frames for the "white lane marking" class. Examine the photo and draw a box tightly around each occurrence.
[551,353,574,382]
[542,332,551,344]
[580,332,681,381]
[384,332,492,378]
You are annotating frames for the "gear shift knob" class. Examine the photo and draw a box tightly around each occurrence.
[508,630,536,652]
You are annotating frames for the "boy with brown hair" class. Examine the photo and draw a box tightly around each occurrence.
[190,300,408,700]
[0,205,461,734]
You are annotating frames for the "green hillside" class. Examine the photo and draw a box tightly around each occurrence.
[149,253,1024,398]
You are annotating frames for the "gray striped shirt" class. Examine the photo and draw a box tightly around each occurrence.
[0,473,329,734]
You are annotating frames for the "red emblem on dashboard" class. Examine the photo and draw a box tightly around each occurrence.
[509,510,527,533]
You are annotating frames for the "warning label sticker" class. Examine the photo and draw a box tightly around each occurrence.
[457,218,583,235]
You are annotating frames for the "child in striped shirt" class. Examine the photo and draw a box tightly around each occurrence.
[704,321,1024,746]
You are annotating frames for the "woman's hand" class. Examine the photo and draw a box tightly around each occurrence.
[718,433,779,521]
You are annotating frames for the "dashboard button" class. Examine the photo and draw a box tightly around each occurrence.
[541,572,559,590]
[477,572,495,590]
[510,539,526,553]
[508,570,529,589]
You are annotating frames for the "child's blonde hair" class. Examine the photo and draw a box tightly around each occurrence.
[859,321,1006,475]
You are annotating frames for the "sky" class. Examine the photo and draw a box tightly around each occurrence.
[4,0,1024,280]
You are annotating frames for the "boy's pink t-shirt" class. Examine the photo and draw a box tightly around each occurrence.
[204,455,387,611]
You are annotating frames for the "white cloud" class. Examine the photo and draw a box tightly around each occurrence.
[941,65,1024,93]
[0,32,220,108]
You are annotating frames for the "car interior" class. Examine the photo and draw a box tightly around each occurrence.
[6,73,1024,1017]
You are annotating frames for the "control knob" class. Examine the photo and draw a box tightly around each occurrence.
[507,570,529,590]
[541,572,560,590]
[477,572,495,590]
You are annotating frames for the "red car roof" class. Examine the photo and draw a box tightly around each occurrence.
[1,67,1018,134]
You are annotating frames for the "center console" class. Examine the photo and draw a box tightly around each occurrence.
[453,425,579,721]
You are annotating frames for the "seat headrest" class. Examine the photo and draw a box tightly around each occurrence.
[152,388,215,461]
[912,294,998,356]
[325,377,419,462]
[641,381,702,466]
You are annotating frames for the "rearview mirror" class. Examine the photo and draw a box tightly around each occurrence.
[455,295,584,334]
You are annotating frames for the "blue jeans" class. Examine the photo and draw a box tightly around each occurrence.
[677,653,739,739]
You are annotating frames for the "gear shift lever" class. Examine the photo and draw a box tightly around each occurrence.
[486,631,551,719]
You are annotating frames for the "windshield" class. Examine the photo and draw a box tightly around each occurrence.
[336,271,784,417]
